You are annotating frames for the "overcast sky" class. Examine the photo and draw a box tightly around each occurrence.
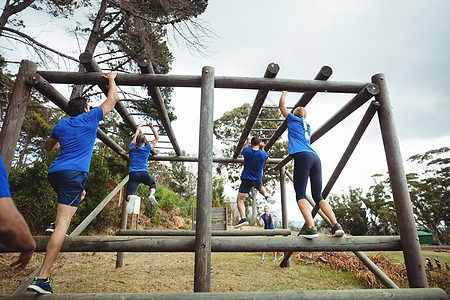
[1,0,449,221]
[168,0,450,220]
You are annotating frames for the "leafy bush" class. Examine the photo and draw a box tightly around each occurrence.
[9,153,120,234]
[9,159,57,234]
[138,184,196,227]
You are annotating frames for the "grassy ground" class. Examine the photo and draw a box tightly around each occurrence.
[1,228,448,295]
[0,251,368,294]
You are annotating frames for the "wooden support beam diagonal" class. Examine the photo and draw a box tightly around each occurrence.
[137,57,181,156]
[78,52,156,156]
[233,63,279,158]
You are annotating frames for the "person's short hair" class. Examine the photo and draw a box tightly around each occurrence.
[251,136,260,146]
[264,205,269,209]
[68,97,88,117]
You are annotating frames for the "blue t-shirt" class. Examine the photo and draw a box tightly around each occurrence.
[286,113,316,155]
[0,155,11,197]
[128,142,152,172]
[241,147,268,180]
[48,107,104,173]
[261,213,275,230]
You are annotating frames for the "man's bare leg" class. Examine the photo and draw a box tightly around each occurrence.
[38,204,77,279]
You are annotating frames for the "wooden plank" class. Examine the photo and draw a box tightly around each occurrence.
[0,236,403,253]
[1,288,448,300]
[117,229,292,236]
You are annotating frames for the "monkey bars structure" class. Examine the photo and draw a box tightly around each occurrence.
[0,57,438,298]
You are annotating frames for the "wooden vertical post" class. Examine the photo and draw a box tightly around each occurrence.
[279,166,291,267]
[0,60,37,174]
[251,187,257,219]
[116,163,130,269]
[194,66,214,292]
[372,73,428,288]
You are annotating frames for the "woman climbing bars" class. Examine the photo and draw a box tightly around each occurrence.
[126,122,159,206]
[278,91,344,239]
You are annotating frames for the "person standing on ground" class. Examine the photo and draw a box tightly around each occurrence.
[125,121,159,206]
[27,71,118,294]
[0,155,36,273]
[278,91,344,239]
[235,136,274,228]
[258,205,277,262]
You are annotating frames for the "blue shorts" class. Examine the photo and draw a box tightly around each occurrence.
[48,170,88,207]
[126,171,157,198]
[238,178,263,194]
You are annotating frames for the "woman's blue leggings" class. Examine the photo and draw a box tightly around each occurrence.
[126,171,156,198]
[292,151,324,205]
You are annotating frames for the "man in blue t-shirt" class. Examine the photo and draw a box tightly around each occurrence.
[27,71,118,295]
[257,205,277,262]
[0,155,36,273]
[234,136,275,228]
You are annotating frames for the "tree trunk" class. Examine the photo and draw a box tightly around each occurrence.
[70,0,108,99]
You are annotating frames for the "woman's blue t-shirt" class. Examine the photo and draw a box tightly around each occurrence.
[286,113,316,155]
[241,147,268,180]
[128,143,152,172]
[0,155,11,197]
[48,107,104,173]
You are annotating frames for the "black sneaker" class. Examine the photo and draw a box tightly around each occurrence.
[332,223,345,237]
[299,226,319,239]
[27,277,53,294]
[234,218,249,228]
[45,222,69,236]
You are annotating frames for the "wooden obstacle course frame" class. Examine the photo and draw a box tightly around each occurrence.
[0,58,433,296]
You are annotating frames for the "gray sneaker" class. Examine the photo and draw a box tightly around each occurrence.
[149,194,158,206]
[332,223,345,237]
[299,226,319,239]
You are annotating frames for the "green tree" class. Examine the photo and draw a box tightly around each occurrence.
[212,177,227,207]
[363,174,397,235]
[328,187,368,236]
[0,55,14,118]
[406,147,449,244]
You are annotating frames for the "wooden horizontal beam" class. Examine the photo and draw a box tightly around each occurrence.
[147,155,284,164]
[117,229,291,236]
[36,71,371,93]
[0,288,447,300]
[0,236,402,253]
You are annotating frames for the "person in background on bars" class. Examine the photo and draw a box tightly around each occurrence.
[278,91,344,239]
[234,135,275,228]
[27,71,118,294]
[0,154,36,273]
[258,205,278,262]
[125,121,159,206]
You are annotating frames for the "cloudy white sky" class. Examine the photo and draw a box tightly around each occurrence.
[168,1,450,220]
[1,0,449,221]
